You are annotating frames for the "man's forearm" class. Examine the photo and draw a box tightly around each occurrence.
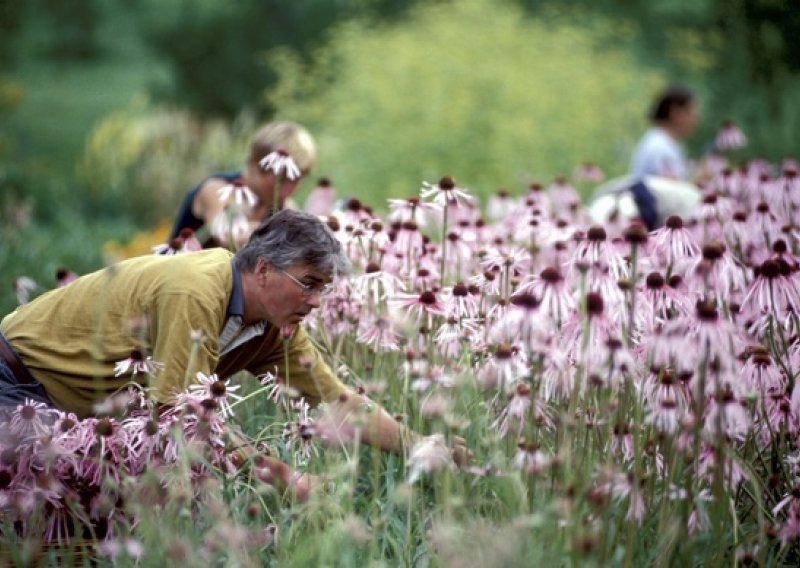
[336,391,418,454]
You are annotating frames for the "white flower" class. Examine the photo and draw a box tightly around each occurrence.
[420,176,473,208]
[14,276,38,305]
[114,350,165,377]
[259,150,301,180]
[210,208,252,248]
[188,372,243,418]
[407,433,455,483]
[217,183,258,208]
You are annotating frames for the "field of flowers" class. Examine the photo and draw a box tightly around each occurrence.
[3,139,800,566]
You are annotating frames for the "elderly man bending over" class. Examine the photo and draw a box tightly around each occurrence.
[0,210,468,497]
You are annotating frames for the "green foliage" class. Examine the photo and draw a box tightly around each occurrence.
[264,0,662,206]
[140,0,423,118]
[32,0,102,60]
[0,212,139,315]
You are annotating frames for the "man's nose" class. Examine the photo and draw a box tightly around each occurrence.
[305,290,322,308]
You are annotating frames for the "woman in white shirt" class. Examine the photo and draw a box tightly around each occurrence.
[630,85,699,181]
[588,86,702,231]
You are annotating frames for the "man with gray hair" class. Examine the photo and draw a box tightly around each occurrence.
[1,210,467,497]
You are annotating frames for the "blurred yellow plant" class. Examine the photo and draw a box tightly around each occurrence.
[102,219,172,263]
[263,0,663,205]
[79,97,252,222]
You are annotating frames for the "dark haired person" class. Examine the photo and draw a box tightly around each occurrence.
[1,210,469,498]
[587,85,701,231]
[630,85,698,181]
[169,121,316,249]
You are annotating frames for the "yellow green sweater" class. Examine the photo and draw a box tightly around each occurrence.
[1,249,344,417]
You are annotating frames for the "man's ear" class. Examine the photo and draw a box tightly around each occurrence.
[254,258,273,279]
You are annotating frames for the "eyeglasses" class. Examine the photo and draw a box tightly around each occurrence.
[279,270,333,297]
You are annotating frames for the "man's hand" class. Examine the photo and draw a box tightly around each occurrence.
[291,472,325,502]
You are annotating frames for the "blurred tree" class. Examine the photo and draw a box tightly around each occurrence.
[143,0,423,118]
[0,0,25,65]
[515,0,800,160]
[33,0,102,60]
[263,0,661,205]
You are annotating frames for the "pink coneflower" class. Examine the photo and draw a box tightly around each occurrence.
[487,188,517,222]
[513,441,552,474]
[639,271,691,328]
[351,261,403,306]
[685,241,749,299]
[282,398,316,465]
[610,422,634,462]
[547,177,581,217]
[389,220,426,264]
[441,282,480,319]
[440,231,477,279]
[311,400,359,449]
[703,387,750,442]
[643,367,690,435]
[515,266,575,326]
[55,267,78,288]
[649,216,700,267]
[778,164,800,206]
[573,162,605,183]
[335,198,377,230]
[304,177,337,216]
[114,349,165,378]
[571,226,628,280]
[387,196,441,227]
[750,201,784,246]
[258,371,299,402]
[739,345,786,397]
[121,412,166,473]
[596,468,646,524]
[434,315,478,358]
[357,315,402,352]
[479,246,530,281]
[742,258,800,320]
[474,343,525,389]
[697,445,748,489]
[493,383,553,437]
[715,121,747,151]
[420,176,473,208]
[778,513,800,545]
[541,348,575,401]
[74,417,130,486]
[258,149,301,181]
[469,268,502,297]
[8,399,55,440]
[584,261,627,315]
[691,193,730,242]
[391,290,446,327]
[93,387,145,416]
[489,293,553,352]
[187,372,243,419]
[702,153,728,179]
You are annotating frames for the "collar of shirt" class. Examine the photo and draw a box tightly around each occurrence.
[219,259,266,356]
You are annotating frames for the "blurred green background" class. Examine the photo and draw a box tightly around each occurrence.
[1,0,799,313]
